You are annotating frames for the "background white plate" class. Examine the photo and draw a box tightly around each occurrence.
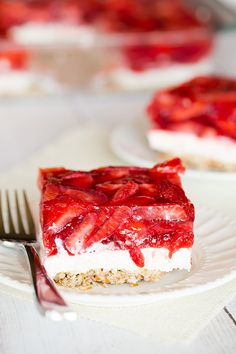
[1,206,236,306]
[111,121,236,181]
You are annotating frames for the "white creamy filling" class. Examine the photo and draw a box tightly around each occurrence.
[44,247,192,278]
[0,71,63,95]
[148,129,236,164]
[10,23,95,46]
[99,58,212,90]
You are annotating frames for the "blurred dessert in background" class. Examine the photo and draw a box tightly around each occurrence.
[79,0,213,90]
[0,0,214,93]
[0,41,62,95]
[146,76,236,171]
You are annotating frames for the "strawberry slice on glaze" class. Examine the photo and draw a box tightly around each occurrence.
[92,166,147,184]
[60,187,108,205]
[134,204,189,222]
[65,212,97,254]
[84,206,132,248]
[92,167,130,184]
[111,181,139,203]
[60,171,94,188]
[42,183,61,201]
[96,183,124,196]
[151,158,185,175]
[42,195,86,234]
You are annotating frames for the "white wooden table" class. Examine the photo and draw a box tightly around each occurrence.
[0,91,236,354]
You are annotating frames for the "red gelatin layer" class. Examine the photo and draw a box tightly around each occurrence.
[147,76,236,141]
[39,159,194,268]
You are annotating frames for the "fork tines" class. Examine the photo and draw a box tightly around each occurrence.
[0,190,36,242]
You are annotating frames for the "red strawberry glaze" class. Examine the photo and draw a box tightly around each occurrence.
[123,36,212,72]
[39,159,194,267]
[147,76,236,141]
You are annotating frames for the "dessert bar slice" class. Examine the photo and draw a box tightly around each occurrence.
[147,76,236,171]
[38,158,194,289]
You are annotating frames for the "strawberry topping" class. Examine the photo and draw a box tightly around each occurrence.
[147,76,236,141]
[112,181,139,203]
[84,206,132,248]
[39,159,194,267]
[65,212,98,254]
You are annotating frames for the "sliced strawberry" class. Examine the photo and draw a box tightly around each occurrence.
[61,171,94,188]
[96,183,124,196]
[65,213,97,254]
[96,174,152,197]
[151,158,185,175]
[84,206,132,248]
[42,195,85,233]
[112,181,138,203]
[129,246,145,267]
[96,207,112,227]
[60,187,107,205]
[42,183,61,202]
[92,167,130,184]
[138,183,157,197]
[92,166,147,184]
[128,174,152,184]
[134,204,189,222]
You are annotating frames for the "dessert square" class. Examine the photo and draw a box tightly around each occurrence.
[147,76,236,171]
[38,159,194,289]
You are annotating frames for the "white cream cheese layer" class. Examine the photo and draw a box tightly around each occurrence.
[148,129,236,164]
[44,247,192,277]
[99,58,212,90]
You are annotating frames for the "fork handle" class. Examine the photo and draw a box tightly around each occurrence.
[24,244,77,321]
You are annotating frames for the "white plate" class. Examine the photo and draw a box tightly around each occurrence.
[111,121,236,181]
[1,206,236,306]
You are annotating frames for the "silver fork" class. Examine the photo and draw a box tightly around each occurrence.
[0,190,77,321]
